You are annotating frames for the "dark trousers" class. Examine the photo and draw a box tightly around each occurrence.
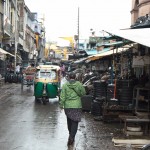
[67,117,78,139]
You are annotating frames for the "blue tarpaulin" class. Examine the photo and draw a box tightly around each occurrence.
[86,48,110,55]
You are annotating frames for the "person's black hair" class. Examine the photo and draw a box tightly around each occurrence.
[31,63,34,67]
[69,72,76,79]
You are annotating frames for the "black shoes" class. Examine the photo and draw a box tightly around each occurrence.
[67,137,74,146]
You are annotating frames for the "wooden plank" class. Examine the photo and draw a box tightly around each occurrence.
[112,138,150,145]
[114,143,143,149]
[136,112,149,119]
[125,119,150,123]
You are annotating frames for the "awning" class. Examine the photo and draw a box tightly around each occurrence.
[86,49,98,55]
[97,41,130,47]
[17,55,22,60]
[74,57,87,64]
[74,44,133,64]
[104,28,150,48]
[86,48,111,55]
[86,47,130,63]
[0,48,15,57]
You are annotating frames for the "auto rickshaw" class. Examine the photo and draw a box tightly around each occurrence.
[34,65,61,104]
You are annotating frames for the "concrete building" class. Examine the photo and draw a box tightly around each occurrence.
[18,0,45,64]
[24,6,37,61]
[34,13,46,63]
[0,0,4,47]
[131,0,150,24]
[2,0,17,52]
[0,0,46,76]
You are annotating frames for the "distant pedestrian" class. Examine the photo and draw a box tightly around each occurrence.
[60,64,65,77]
[60,75,68,90]
[16,64,20,74]
[59,72,86,146]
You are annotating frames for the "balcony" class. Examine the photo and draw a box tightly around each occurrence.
[19,33,23,46]
[34,24,42,35]
[41,26,45,33]
[4,22,13,37]
[11,0,17,8]
[34,25,40,35]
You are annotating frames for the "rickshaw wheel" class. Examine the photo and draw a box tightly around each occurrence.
[42,97,47,105]
[35,97,40,103]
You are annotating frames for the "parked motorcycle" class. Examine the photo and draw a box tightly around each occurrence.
[82,72,100,95]
[142,144,150,150]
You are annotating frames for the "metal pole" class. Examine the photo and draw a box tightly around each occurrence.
[14,0,18,74]
[77,7,79,50]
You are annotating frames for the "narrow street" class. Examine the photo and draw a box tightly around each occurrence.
[0,83,126,150]
[0,0,149,149]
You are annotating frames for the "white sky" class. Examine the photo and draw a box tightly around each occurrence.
[25,0,132,42]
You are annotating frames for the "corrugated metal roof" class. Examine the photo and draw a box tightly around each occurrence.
[74,57,87,64]
[104,28,150,48]
[0,48,15,57]
[86,48,110,55]
[97,41,124,47]
[86,47,130,63]
[74,44,133,63]
[86,49,97,55]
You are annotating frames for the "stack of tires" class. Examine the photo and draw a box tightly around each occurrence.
[91,97,105,116]
[93,81,107,98]
[4,73,9,83]
[91,81,107,116]
[5,73,22,83]
[81,95,94,112]
[119,80,134,106]
[17,74,22,83]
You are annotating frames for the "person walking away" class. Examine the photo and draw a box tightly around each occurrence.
[60,64,65,77]
[16,64,20,74]
[59,72,86,146]
[63,64,65,77]
[24,63,36,74]
[60,74,68,90]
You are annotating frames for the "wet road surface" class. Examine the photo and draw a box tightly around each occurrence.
[0,83,127,150]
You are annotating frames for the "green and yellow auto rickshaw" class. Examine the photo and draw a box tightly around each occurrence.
[34,65,61,104]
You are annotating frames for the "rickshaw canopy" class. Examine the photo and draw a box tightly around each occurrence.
[36,65,60,71]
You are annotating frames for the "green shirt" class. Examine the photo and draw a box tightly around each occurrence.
[59,80,86,109]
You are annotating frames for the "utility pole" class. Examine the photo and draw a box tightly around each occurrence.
[77,7,79,50]
[14,0,18,74]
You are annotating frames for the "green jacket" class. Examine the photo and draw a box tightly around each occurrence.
[59,80,86,109]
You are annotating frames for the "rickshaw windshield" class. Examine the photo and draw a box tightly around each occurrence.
[36,69,57,80]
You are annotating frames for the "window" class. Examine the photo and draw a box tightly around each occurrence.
[135,0,139,7]
[39,70,57,80]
